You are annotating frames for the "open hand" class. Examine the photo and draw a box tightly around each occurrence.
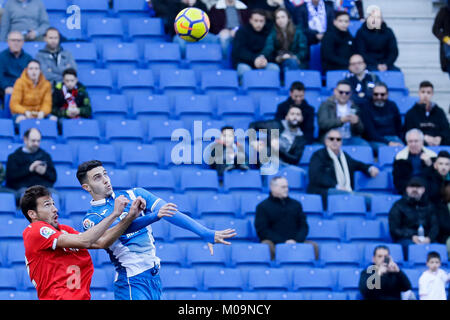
[207,228,237,255]
[158,202,177,219]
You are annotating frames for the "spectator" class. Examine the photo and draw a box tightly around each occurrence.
[404,81,450,146]
[5,128,57,200]
[346,54,380,106]
[275,81,315,144]
[245,0,285,20]
[437,182,450,256]
[208,126,249,177]
[389,176,439,260]
[0,31,32,102]
[354,5,399,71]
[332,0,364,21]
[261,8,308,71]
[320,11,355,72]
[35,28,77,86]
[307,128,379,206]
[0,162,15,194]
[432,0,450,78]
[254,176,318,260]
[419,251,450,300]
[360,82,403,152]
[423,151,450,204]
[231,9,280,78]
[9,59,54,125]
[359,245,412,300]
[0,0,50,42]
[317,79,368,145]
[392,129,437,195]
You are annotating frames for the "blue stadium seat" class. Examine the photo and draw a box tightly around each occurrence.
[151,220,169,242]
[219,291,261,300]
[363,243,404,267]
[62,119,101,148]
[53,168,80,192]
[19,119,58,143]
[156,243,185,267]
[326,70,349,92]
[393,95,418,115]
[128,18,166,54]
[132,95,171,133]
[105,119,144,150]
[327,194,367,219]
[190,120,224,142]
[242,70,280,100]
[354,171,392,193]
[91,291,115,300]
[42,0,68,20]
[136,170,176,198]
[186,43,223,77]
[121,145,160,173]
[165,194,196,217]
[147,119,188,154]
[309,292,348,300]
[73,0,109,22]
[117,69,155,100]
[159,268,200,292]
[91,269,112,292]
[0,291,32,300]
[0,268,19,291]
[78,69,114,96]
[91,94,129,130]
[306,219,342,243]
[201,70,239,98]
[378,145,404,168]
[299,145,323,168]
[62,42,98,70]
[174,95,214,128]
[264,292,305,300]
[0,143,21,166]
[284,70,322,94]
[402,269,421,290]
[239,193,267,218]
[292,268,335,292]
[43,143,74,170]
[180,170,219,194]
[290,193,324,218]
[275,243,316,268]
[23,42,46,57]
[6,241,25,267]
[185,243,228,268]
[64,192,92,219]
[223,170,263,194]
[213,218,251,242]
[375,71,408,96]
[108,169,133,189]
[203,268,245,291]
[309,44,322,73]
[348,20,363,36]
[0,218,29,241]
[159,69,197,97]
[0,119,15,144]
[102,43,140,76]
[77,144,117,171]
[258,95,286,120]
[408,244,449,267]
[114,0,149,26]
[218,96,256,128]
[247,268,290,292]
[275,166,305,192]
[50,16,83,41]
[320,243,362,268]
[197,194,237,218]
[230,243,272,268]
[342,145,374,164]
[145,43,182,79]
[0,193,17,218]
[87,18,124,47]
[345,220,383,243]
[174,291,216,300]
[18,268,35,292]
[337,268,362,293]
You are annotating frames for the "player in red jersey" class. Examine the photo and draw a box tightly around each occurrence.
[20,185,143,300]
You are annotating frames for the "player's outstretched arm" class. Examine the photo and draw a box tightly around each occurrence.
[207,228,237,255]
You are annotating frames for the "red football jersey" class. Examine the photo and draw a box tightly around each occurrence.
[23,221,94,300]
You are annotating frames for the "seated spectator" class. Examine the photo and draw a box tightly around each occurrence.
[359,245,412,300]
[404,81,450,146]
[346,54,380,106]
[35,28,77,86]
[392,129,437,195]
[0,0,50,42]
[307,128,379,206]
[255,176,318,260]
[360,82,403,152]
[333,0,364,20]
[419,251,450,300]
[275,81,315,144]
[320,11,355,73]
[354,5,399,71]
[208,126,249,177]
[10,59,54,124]
[317,79,368,145]
[52,68,92,123]
[389,176,439,260]
[436,182,450,257]
[432,1,450,78]
[261,8,308,71]
[231,9,280,78]
[423,151,450,204]
[0,31,32,102]
[5,128,57,200]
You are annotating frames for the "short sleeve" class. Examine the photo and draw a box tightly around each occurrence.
[132,188,162,213]
[25,221,63,251]
[82,213,104,231]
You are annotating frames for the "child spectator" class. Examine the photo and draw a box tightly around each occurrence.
[419,251,450,300]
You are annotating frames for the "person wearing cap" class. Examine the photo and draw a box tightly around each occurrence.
[423,151,450,204]
[389,176,439,260]
[392,128,437,195]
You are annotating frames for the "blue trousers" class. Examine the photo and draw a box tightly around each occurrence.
[114,267,162,300]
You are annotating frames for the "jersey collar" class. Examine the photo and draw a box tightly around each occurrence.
[90,192,116,206]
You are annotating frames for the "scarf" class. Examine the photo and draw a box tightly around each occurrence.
[327,147,352,192]
[306,0,327,33]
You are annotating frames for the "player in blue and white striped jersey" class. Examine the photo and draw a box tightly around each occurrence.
[76,160,236,300]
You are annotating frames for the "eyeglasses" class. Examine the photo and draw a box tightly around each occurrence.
[338,90,351,95]
[373,92,387,97]
[8,39,23,42]
[328,137,342,141]
[349,61,364,65]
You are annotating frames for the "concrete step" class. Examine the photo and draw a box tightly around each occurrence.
[404,68,450,92]
[363,0,433,18]
[396,41,441,68]
[384,17,435,41]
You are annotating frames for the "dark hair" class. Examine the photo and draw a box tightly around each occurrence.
[427,251,441,262]
[23,127,41,139]
[334,11,350,19]
[289,81,305,92]
[221,126,234,133]
[374,81,389,92]
[250,8,266,20]
[274,8,296,52]
[336,79,352,88]
[76,160,104,185]
[373,245,390,256]
[287,104,301,113]
[20,185,51,222]
[419,81,434,90]
[27,59,41,68]
[63,68,77,78]
[45,27,60,37]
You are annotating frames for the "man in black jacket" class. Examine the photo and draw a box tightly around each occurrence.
[254,176,318,260]
[423,151,450,204]
[320,11,355,72]
[6,128,57,201]
[359,245,412,300]
[389,176,440,260]
[404,81,450,146]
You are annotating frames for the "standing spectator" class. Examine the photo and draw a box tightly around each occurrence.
[419,251,450,300]
[261,8,308,71]
[0,31,32,102]
[432,0,450,78]
[437,182,450,257]
[307,128,379,206]
[354,5,399,71]
[35,28,77,86]
[392,129,437,195]
[404,81,450,146]
[320,11,355,72]
[10,59,54,125]
[275,81,315,144]
[423,151,450,204]
[360,82,403,152]
[231,9,280,78]
[6,128,57,200]
[317,79,368,145]
[0,0,50,42]
[389,176,439,259]
[346,54,380,106]
[52,68,91,123]
[255,176,318,260]
[359,245,412,300]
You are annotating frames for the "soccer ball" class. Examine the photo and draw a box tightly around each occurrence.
[174,7,210,42]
